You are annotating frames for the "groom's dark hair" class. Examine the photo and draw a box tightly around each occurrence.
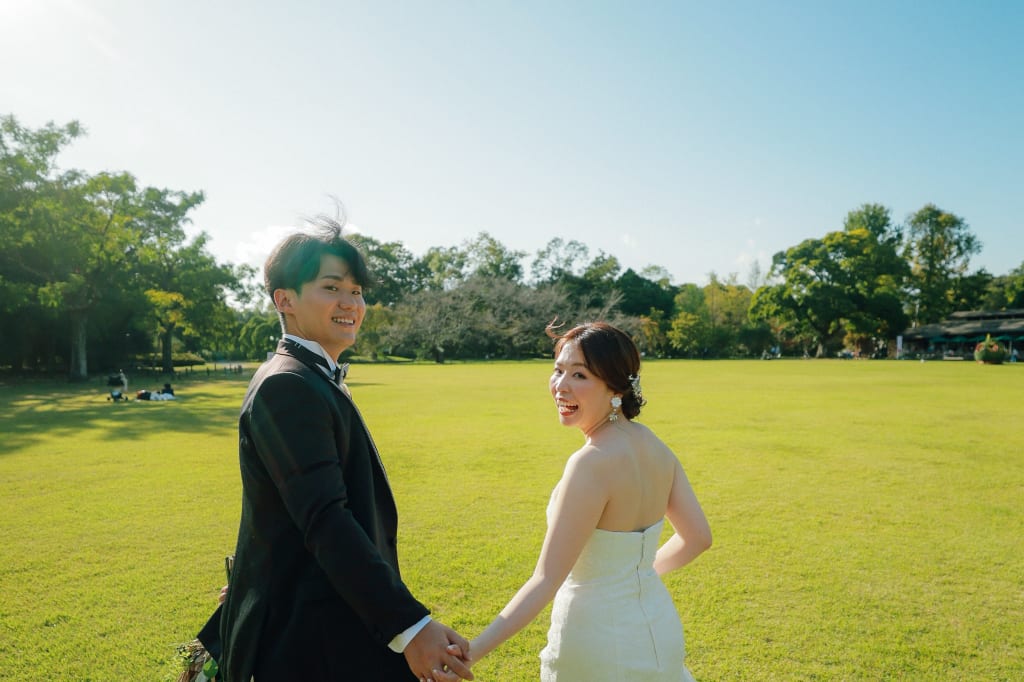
[264,218,371,299]
[264,212,372,331]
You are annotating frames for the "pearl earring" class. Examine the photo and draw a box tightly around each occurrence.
[609,395,622,422]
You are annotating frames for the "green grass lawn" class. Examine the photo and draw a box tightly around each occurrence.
[1,359,1021,681]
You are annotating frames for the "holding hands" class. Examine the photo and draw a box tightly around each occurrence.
[404,620,474,681]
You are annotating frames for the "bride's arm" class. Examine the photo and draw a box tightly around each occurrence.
[470,450,607,662]
[653,457,711,576]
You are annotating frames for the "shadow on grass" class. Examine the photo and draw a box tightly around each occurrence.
[0,375,252,456]
[0,374,384,456]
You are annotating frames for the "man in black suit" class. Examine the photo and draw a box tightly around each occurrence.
[218,219,472,681]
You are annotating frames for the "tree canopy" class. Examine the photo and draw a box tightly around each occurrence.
[3,114,1013,373]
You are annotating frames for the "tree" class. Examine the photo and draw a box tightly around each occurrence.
[904,204,981,324]
[674,284,705,316]
[745,260,769,292]
[0,116,86,372]
[666,311,705,357]
[751,207,910,357]
[845,202,902,247]
[464,232,525,282]
[237,311,280,360]
[530,237,589,284]
[751,237,857,357]
[978,262,1024,310]
[414,245,468,291]
[140,231,243,373]
[637,308,670,357]
[615,268,676,318]
[665,274,753,357]
[552,251,623,314]
[384,274,569,361]
[949,269,994,312]
[353,302,396,359]
[582,251,621,285]
[28,170,150,380]
[349,234,421,306]
[838,206,910,354]
[1,115,244,377]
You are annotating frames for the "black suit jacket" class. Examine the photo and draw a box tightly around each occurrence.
[219,339,428,681]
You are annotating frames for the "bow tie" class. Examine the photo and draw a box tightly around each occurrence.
[312,359,347,386]
[330,363,349,385]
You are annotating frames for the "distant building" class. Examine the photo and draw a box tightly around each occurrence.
[902,309,1024,356]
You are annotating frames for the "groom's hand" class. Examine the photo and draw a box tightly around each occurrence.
[404,620,474,681]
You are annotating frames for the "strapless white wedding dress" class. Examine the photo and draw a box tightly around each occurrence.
[539,517,696,681]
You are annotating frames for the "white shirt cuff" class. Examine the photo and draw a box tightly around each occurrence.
[388,615,432,653]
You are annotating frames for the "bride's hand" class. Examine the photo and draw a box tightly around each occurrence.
[446,643,469,661]
[448,641,485,665]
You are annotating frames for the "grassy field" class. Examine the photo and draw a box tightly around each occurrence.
[0,359,1021,681]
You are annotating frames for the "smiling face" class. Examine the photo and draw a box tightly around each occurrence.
[274,253,366,359]
[549,340,618,435]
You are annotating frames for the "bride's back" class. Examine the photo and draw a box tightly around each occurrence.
[593,421,677,533]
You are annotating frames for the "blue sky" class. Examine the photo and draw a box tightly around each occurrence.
[2,0,1021,286]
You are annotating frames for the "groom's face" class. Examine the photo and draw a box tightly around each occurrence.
[277,253,366,358]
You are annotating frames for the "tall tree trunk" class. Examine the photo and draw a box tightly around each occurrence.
[161,325,175,374]
[17,334,33,371]
[69,312,89,381]
[44,335,58,374]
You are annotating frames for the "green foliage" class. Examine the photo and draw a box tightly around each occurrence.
[236,311,280,360]
[530,237,589,284]
[2,115,1009,373]
[464,231,526,281]
[668,310,708,356]
[0,115,248,376]
[615,268,675,318]
[348,233,422,306]
[751,207,911,357]
[416,244,469,291]
[637,308,670,357]
[666,275,760,357]
[905,204,981,323]
[978,260,1024,310]
[2,361,1022,680]
[382,275,572,360]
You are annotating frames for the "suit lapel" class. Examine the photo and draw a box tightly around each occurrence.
[277,339,393,486]
[278,339,342,391]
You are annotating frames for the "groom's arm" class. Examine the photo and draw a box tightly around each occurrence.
[249,371,428,640]
[251,369,472,680]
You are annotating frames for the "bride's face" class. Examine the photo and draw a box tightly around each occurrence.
[549,341,615,433]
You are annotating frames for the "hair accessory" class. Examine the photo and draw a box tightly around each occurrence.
[628,374,643,403]
[609,395,622,422]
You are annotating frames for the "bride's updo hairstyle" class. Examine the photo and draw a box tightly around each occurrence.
[547,320,646,420]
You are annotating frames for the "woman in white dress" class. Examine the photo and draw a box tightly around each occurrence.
[465,321,712,681]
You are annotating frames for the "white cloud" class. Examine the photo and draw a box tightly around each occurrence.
[226,224,299,268]
[224,221,365,268]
